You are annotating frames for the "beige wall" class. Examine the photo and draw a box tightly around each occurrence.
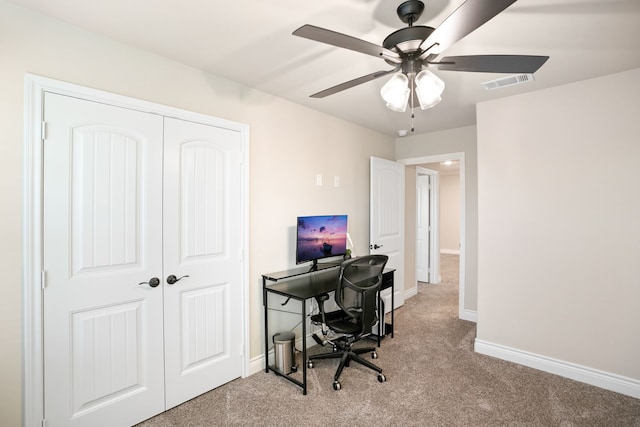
[476,68,640,382]
[439,174,461,253]
[0,2,394,425]
[395,126,478,314]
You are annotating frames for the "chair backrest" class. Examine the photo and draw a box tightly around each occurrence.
[335,255,389,336]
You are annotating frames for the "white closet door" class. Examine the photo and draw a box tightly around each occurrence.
[43,93,165,426]
[162,117,244,409]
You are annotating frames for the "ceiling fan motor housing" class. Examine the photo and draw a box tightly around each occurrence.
[382,0,434,67]
[383,26,434,66]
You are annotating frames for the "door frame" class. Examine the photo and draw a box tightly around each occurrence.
[416,166,440,284]
[22,74,251,427]
[398,153,471,322]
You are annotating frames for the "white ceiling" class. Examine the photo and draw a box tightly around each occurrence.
[423,161,460,175]
[11,0,640,137]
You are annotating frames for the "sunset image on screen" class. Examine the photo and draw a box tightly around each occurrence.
[297,215,347,262]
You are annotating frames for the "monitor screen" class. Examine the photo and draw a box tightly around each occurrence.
[296,215,348,265]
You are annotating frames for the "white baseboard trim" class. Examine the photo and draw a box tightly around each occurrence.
[440,249,460,255]
[405,285,418,299]
[248,331,319,377]
[249,354,265,376]
[460,309,477,323]
[474,339,640,399]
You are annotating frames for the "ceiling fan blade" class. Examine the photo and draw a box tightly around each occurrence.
[419,0,517,60]
[293,24,401,64]
[434,55,549,73]
[507,1,640,14]
[310,68,399,98]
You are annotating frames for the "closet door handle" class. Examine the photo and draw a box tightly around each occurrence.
[139,277,160,288]
[167,274,190,285]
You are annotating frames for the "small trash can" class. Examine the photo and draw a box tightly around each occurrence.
[272,331,295,374]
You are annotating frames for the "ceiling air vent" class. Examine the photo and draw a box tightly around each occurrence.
[481,73,534,90]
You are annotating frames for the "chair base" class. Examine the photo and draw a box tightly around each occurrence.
[308,343,383,387]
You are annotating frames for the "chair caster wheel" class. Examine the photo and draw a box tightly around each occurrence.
[378,373,386,383]
[307,361,314,369]
[333,381,341,391]
[291,365,298,372]
[372,351,378,359]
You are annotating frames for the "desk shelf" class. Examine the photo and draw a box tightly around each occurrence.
[262,262,340,282]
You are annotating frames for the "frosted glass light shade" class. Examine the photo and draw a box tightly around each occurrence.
[415,70,445,110]
[380,73,410,112]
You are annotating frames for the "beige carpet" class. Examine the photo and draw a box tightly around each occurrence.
[138,254,640,426]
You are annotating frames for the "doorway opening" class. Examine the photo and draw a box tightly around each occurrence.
[399,153,470,321]
[415,166,440,284]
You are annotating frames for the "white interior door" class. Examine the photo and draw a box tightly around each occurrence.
[416,167,441,284]
[370,157,405,309]
[416,174,430,282]
[162,118,244,409]
[43,93,165,426]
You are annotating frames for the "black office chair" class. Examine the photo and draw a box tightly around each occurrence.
[308,254,389,390]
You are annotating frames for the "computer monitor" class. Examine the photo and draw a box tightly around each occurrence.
[296,215,348,269]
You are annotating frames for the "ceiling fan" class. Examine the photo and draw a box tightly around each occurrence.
[293,0,548,115]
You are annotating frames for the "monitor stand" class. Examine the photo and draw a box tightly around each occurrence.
[308,259,319,272]
[307,258,343,273]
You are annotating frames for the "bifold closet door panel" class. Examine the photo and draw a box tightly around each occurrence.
[162,117,244,409]
[43,92,165,427]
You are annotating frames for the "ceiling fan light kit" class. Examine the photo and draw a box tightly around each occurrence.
[415,70,445,109]
[381,69,445,112]
[293,0,549,131]
[381,73,411,112]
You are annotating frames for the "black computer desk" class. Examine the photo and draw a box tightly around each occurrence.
[262,263,395,394]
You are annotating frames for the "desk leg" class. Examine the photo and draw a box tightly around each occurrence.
[301,299,307,395]
[263,278,269,373]
[377,294,382,347]
[390,282,395,338]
